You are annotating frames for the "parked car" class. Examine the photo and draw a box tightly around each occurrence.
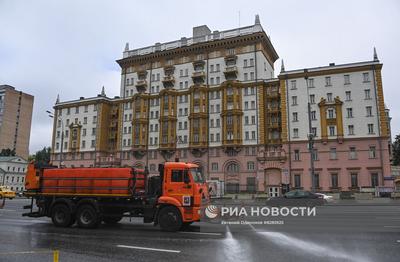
[0,186,16,199]
[315,193,334,202]
[284,190,322,199]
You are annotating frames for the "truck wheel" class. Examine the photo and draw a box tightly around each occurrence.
[76,204,100,229]
[158,206,182,232]
[103,215,123,225]
[51,204,72,227]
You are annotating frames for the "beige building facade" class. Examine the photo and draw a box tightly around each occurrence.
[0,85,34,159]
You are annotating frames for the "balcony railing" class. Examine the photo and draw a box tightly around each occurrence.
[135,80,147,92]
[223,66,238,79]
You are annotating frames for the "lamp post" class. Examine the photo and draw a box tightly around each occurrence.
[47,110,64,168]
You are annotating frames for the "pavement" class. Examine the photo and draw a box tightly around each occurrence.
[0,198,399,262]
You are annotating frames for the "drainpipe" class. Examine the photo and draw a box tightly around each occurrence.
[254,44,260,191]
[146,63,153,169]
[285,76,292,190]
[206,53,210,180]
[371,65,385,185]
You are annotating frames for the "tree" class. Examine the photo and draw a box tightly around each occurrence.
[392,135,400,166]
[0,148,16,156]
[30,147,51,165]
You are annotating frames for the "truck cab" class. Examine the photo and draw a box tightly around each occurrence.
[156,162,210,230]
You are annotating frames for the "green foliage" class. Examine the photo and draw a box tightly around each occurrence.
[392,135,400,166]
[0,148,16,156]
[30,147,51,165]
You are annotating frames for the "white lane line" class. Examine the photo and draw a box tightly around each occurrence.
[116,245,181,253]
[397,240,400,243]
[383,226,400,228]
[248,223,256,231]
[179,231,222,236]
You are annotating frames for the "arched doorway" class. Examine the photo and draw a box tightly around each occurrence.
[224,161,240,194]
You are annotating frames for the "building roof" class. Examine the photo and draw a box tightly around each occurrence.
[0,156,27,163]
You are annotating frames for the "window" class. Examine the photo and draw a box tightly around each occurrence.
[292,112,298,122]
[291,80,297,90]
[244,73,248,81]
[294,149,300,161]
[347,108,353,118]
[307,78,314,88]
[171,170,185,182]
[325,76,331,86]
[330,148,337,160]
[82,140,86,148]
[369,146,376,158]
[331,173,338,188]
[250,58,254,66]
[351,173,358,188]
[294,174,301,188]
[247,161,255,170]
[313,173,320,188]
[349,147,357,159]
[309,94,315,104]
[345,91,351,101]
[344,75,350,85]
[366,106,372,117]
[293,128,299,138]
[311,111,316,120]
[327,93,333,102]
[368,124,374,134]
[312,149,318,161]
[364,89,371,99]
[348,125,354,135]
[327,109,334,119]
[311,127,317,137]
[292,96,297,105]
[329,126,335,136]
[371,173,379,187]
[363,72,370,82]
[211,163,218,171]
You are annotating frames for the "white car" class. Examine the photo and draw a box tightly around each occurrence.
[315,193,334,202]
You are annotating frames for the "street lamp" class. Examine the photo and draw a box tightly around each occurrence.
[47,110,64,168]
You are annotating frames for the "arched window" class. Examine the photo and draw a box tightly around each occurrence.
[226,162,239,173]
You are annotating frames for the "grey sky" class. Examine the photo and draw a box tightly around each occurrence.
[0,0,399,154]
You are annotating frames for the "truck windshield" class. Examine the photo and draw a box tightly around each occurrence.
[190,168,205,183]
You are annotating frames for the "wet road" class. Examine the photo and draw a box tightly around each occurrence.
[0,198,399,262]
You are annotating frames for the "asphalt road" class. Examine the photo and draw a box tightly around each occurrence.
[0,198,399,262]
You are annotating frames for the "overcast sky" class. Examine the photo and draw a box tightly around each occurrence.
[1,0,399,154]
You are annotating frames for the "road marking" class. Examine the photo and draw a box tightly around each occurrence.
[117,245,181,253]
[397,240,400,243]
[0,209,16,212]
[384,226,400,228]
[179,231,222,236]
[248,223,256,231]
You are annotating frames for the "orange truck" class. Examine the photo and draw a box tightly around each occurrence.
[23,161,210,231]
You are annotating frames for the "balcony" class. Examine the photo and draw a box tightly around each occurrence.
[268,122,280,129]
[257,150,286,162]
[135,80,147,93]
[163,65,175,76]
[162,75,175,88]
[191,71,206,84]
[224,54,237,65]
[223,66,238,79]
[192,60,205,68]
